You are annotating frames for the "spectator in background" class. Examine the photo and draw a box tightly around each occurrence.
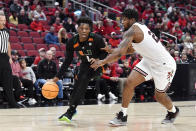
[94,21,106,36]
[10,0,21,14]
[167,3,175,15]
[64,2,75,20]
[11,50,37,105]
[31,0,41,10]
[32,48,46,67]
[162,14,169,25]
[49,10,60,25]
[50,2,61,16]
[172,24,183,40]
[45,26,60,45]
[18,9,31,25]
[50,47,59,69]
[33,5,47,21]
[180,53,189,63]
[30,15,45,32]
[19,59,36,84]
[167,17,175,30]
[183,36,193,49]
[9,12,18,25]
[142,6,152,21]
[23,0,31,13]
[63,17,76,33]
[109,32,121,48]
[118,60,131,97]
[178,13,187,29]
[96,64,118,101]
[53,17,63,32]
[35,50,63,99]
[187,49,195,63]
[174,51,180,63]
[58,28,68,45]
[152,23,161,38]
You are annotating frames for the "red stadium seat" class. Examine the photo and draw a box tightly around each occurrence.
[7,23,17,30]
[17,50,26,56]
[33,38,45,44]
[60,44,66,51]
[23,44,35,50]
[48,44,60,51]
[21,37,33,44]
[9,36,20,43]
[27,50,38,57]
[41,32,48,37]
[17,24,29,31]
[11,43,23,50]
[36,44,48,50]
[56,51,64,57]
[17,31,29,37]
[29,32,40,38]
[9,30,17,36]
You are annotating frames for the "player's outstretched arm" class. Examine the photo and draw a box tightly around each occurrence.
[91,26,136,69]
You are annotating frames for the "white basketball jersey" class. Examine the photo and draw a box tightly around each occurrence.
[132,23,173,63]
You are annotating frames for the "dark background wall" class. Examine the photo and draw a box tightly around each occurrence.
[170,64,196,100]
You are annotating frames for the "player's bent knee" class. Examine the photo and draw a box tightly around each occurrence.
[154,91,167,100]
[124,78,135,90]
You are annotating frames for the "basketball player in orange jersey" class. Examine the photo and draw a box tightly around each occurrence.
[51,17,108,123]
[91,9,179,126]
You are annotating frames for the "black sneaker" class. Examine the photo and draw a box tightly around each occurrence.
[109,111,127,126]
[161,106,179,124]
[58,108,77,123]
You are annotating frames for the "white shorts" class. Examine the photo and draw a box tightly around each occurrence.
[133,58,176,92]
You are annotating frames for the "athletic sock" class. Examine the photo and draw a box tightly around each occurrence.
[168,105,176,113]
[120,107,127,116]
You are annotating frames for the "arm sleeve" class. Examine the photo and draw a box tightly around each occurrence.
[56,39,74,79]
[95,35,108,60]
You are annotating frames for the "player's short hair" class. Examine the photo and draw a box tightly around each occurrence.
[122,9,139,21]
[77,17,93,30]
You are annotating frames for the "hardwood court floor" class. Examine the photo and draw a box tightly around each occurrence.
[0,101,196,131]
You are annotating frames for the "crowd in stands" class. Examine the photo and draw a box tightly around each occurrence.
[0,0,195,106]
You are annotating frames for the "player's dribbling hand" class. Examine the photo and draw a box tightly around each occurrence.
[48,77,59,83]
[46,79,55,84]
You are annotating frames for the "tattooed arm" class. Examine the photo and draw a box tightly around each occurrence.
[101,26,136,65]
[91,25,136,69]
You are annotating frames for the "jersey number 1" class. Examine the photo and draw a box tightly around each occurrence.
[148,31,159,43]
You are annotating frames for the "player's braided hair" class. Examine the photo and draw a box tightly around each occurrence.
[77,17,93,30]
[122,9,139,21]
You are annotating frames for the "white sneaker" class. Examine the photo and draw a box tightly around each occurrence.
[97,94,105,100]
[28,98,37,105]
[109,92,118,100]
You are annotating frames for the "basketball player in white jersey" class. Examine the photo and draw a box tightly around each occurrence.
[91,9,179,126]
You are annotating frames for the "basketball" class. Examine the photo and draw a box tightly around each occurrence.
[41,82,59,99]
